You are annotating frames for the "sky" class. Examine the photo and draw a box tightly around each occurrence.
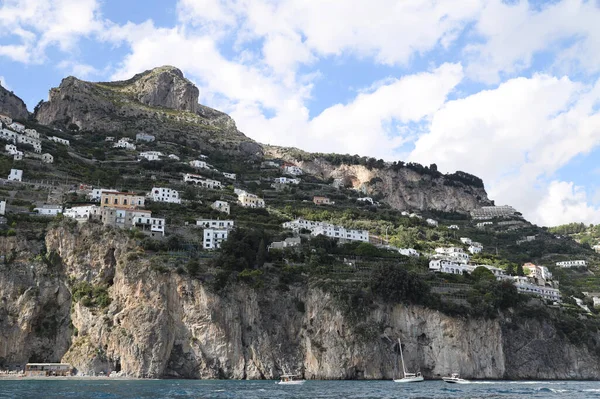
[1,0,600,227]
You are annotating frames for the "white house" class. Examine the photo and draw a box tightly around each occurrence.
[409,213,422,219]
[524,263,553,282]
[113,138,136,150]
[357,197,374,205]
[238,192,265,208]
[593,245,600,253]
[274,177,300,185]
[150,187,181,204]
[139,151,163,161]
[24,129,39,139]
[136,132,155,142]
[556,260,587,268]
[282,164,303,176]
[435,247,470,264]
[168,154,180,161]
[34,205,63,216]
[64,205,99,220]
[513,278,561,302]
[197,219,235,229]
[448,225,460,230]
[189,160,209,169]
[398,248,419,257]
[105,137,115,142]
[203,228,230,250]
[49,136,70,146]
[8,169,22,182]
[16,134,42,153]
[429,259,471,275]
[468,245,483,254]
[223,172,236,180]
[476,221,493,228]
[0,200,5,215]
[183,174,222,189]
[5,144,17,155]
[9,122,24,132]
[269,237,302,251]
[282,218,369,243]
[42,153,54,164]
[426,218,438,227]
[12,151,23,160]
[132,212,165,236]
[211,200,230,215]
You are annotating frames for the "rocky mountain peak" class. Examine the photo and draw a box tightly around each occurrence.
[0,82,29,120]
[109,65,199,113]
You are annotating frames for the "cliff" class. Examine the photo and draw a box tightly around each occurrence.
[267,149,492,213]
[0,223,598,379]
[0,83,29,120]
[34,66,261,156]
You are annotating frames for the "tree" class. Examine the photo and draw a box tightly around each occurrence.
[256,238,266,268]
[471,266,496,282]
[516,264,525,276]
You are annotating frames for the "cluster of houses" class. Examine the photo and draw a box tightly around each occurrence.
[0,115,54,163]
[282,218,369,242]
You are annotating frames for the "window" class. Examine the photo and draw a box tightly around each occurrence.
[123,199,128,205]
[104,198,108,204]
[114,199,118,205]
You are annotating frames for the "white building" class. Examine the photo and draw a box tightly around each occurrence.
[513,278,561,302]
[429,259,471,275]
[64,205,99,220]
[113,138,136,150]
[448,225,460,230]
[136,132,155,142]
[131,211,165,236]
[49,136,70,146]
[9,122,24,132]
[282,164,303,176]
[460,237,472,245]
[189,160,209,169]
[16,134,42,153]
[471,205,518,220]
[105,137,115,142]
[8,169,22,182]
[593,245,600,253]
[398,248,419,257]
[211,200,230,215]
[34,205,63,216]
[274,177,300,185]
[357,197,374,205]
[223,172,236,180]
[168,154,180,161]
[556,260,587,268]
[409,213,422,219]
[203,228,230,250]
[524,263,553,282]
[434,247,470,264]
[282,218,369,242]
[0,200,5,215]
[183,174,222,189]
[150,187,181,204]
[24,129,39,139]
[139,151,163,161]
[426,218,438,227]
[476,221,493,228]
[42,153,54,163]
[268,237,301,251]
[5,144,17,154]
[238,192,265,208]
[468,245,483,254]
[197,219,235,229]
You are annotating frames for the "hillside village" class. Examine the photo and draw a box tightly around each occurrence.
[1,108,599,317]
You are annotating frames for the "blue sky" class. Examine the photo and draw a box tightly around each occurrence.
[1,0,600,226]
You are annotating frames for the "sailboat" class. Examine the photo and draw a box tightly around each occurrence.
[393,337,424,383]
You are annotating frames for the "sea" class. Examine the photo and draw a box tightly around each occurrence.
[1,379,600,399]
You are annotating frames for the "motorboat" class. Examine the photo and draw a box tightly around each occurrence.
[442,373,470,384]
[276,374,305,385]
[393,338,424,383]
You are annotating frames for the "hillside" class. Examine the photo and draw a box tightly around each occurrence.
[0,66,599,379]
[0,82,28,120]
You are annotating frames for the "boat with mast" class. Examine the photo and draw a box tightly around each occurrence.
[393,337,424,383]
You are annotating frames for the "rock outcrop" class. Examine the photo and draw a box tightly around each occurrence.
[0,83,29,120]
[34,66,260,156]
[1,223,599,379]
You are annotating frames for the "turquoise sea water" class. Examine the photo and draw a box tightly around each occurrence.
[1,379,600,399]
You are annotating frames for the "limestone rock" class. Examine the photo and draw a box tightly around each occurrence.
[0,83,29,120]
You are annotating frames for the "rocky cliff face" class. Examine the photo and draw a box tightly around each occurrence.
[0,223,598,379]
[0,83,29,120]
[268,152,491,213]
[34,66,260,156]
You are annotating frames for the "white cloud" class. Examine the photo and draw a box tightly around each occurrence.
[535,181,600,226]
[0,0,103,63]
[466,0,600,83]
[409,73,600,225]
[57,60,101,79]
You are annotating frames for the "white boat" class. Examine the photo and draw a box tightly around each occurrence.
[276,374,305,385]
[442,373,470,384]
[393,338,424,383]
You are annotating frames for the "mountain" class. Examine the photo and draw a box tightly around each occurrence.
[35,66,261,157]
[0,82,29,120]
